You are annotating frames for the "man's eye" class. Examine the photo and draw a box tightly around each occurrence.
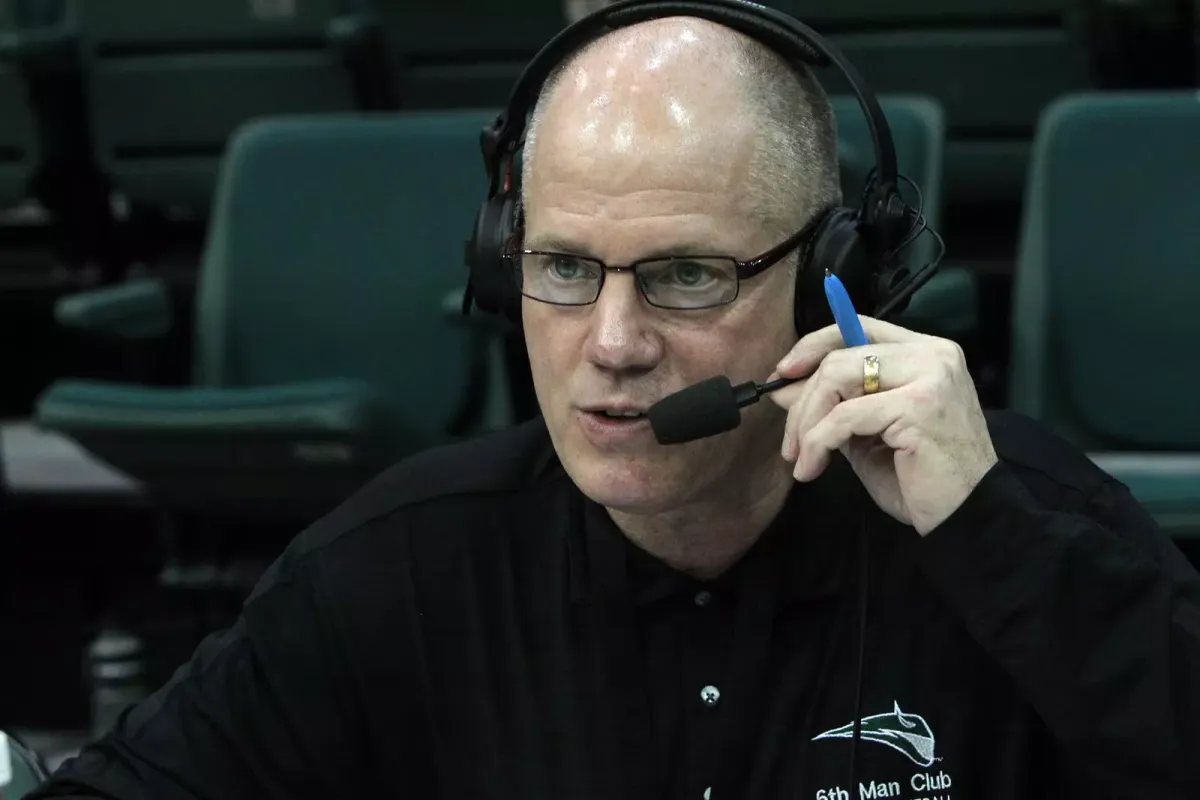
[656,260,718,288]
[543,256,594,281]
[671,261,709,286]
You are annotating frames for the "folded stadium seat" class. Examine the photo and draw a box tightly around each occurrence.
[74,0,396,221]
[1009,92,1200,537]
[0,0,126,284]
[0,732,49,799]
[35,111,511,522]
[832,94,976,339]
[1083,0,1197,88]
[375,0,565,109]
[772,0,1092,213]
[0,11,38,210]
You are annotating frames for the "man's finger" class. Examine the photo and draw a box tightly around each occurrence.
[859,316,930,345]
[781,371,824,461]
[767,374,808,411]
[769,342,923,414]
[776,315,927,378]
[794,391,904,482]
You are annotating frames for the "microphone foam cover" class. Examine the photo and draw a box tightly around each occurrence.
[648,376,743,445]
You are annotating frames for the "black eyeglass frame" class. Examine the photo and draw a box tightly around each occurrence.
[502,210,829,310]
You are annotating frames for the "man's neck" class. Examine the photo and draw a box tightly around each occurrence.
[607,459,795,581]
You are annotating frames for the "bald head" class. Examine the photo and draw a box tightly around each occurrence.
[517,17,835,526]
[521,16,842,240]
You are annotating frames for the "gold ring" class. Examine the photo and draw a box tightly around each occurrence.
[863,355,881,395]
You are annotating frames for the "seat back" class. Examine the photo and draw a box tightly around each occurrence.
[1010,92,1200,450]
[76,0,368,216]
[0,732,49,798]
[0,3,40,208]
[833,94,944,273]
[194,111,495,442]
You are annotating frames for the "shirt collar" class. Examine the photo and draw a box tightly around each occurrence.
[568,456,865,608]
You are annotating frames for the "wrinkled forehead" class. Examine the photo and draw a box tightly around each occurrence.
[519,19,776,242]
[523,78,759,218]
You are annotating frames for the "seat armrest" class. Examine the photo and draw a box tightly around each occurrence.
[54,277,173,340]
[32,378,414,520]
[1089,452,1200,538]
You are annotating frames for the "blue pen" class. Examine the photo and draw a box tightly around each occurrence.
[823,269,869,348]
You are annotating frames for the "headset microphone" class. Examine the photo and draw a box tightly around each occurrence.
[648,374,798,445]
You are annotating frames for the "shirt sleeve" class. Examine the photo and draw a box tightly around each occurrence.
[916,461,1200,796]
[25,549,372,800]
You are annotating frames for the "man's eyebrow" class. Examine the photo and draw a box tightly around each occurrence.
[523,234,591,255]
[522,235,730,260]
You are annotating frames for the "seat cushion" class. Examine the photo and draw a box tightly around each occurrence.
[34,378,415,520]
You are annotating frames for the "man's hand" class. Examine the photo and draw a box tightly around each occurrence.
[769,316,999,535]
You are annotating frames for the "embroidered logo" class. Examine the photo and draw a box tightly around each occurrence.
[812,701,937,767]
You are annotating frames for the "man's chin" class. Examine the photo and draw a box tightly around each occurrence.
[566,456,683,515]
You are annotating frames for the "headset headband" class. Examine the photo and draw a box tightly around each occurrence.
[478,0,899,213]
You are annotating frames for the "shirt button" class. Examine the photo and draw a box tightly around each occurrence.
[700,685,721,708]
[694,590,712,607]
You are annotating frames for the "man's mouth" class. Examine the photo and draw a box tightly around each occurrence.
[578,405,654,442]
[595,409,645,419]
[580,405,650,423]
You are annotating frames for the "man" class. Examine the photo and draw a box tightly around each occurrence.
[30,15,1200,800]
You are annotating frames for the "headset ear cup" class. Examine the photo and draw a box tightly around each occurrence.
[873,193,919,319]
[467,193,522,322]
[795,207,877,335]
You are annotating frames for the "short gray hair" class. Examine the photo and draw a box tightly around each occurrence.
[521,27,843,242]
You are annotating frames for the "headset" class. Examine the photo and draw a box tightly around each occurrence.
[463,0,942,337]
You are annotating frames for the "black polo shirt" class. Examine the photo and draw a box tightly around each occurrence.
[30,412,1200,799]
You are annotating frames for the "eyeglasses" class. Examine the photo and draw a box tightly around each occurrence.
[504,212,826,311]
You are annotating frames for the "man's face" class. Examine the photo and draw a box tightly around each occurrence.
[522,26,800,514]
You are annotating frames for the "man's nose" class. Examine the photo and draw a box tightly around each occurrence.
[582,272,663,372]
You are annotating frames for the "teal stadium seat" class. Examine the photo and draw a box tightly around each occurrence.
[1010,92,1200,536]
[0,732,49,799]
[35,111,511,522]
[833,94,976,338]
[0,3,40,208]
[72,0,393,218]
